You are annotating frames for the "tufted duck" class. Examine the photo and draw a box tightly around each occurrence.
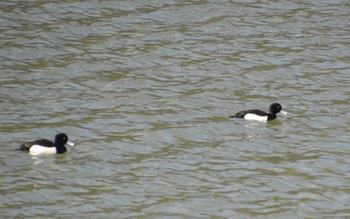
[229,103,287,122]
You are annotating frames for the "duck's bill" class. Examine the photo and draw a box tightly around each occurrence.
[66,141,75,147]
[280,110,288,115]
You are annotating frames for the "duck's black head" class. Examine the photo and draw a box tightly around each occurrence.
[54,133,69,146]
[269,103,283,115]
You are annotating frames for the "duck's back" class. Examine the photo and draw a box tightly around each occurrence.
[19,139,54,151]
[230,109,268,118]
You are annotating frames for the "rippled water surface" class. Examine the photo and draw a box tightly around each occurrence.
[1,1,350,218]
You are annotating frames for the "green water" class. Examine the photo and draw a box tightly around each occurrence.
[1,1,350,218]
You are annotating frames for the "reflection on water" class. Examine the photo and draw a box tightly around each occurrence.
[1,1,350,218]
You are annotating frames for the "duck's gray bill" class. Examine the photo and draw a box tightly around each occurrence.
[280,110,288,115]
[66,141,75,147]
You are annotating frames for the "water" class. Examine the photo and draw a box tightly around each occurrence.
[1,1,350,218]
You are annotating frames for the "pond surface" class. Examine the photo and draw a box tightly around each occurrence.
[1,1,350,218]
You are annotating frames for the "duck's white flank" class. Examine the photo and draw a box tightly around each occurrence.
[29,145,57,155]
[244,113,268,122]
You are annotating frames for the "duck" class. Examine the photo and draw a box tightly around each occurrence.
[229,103,287,122]
[18,133,74,155]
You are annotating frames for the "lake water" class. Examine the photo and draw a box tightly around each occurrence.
[1,1,350,218]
